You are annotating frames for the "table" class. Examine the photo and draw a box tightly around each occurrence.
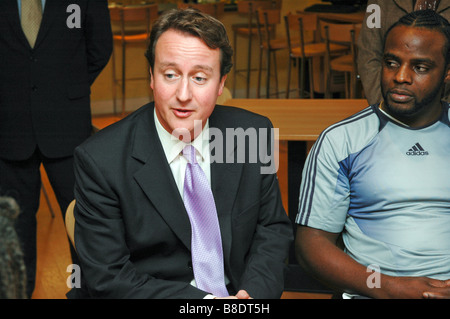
[224,98,367,141]
[223,98,367,214]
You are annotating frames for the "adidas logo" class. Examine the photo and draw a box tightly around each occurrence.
[406,143,429,156]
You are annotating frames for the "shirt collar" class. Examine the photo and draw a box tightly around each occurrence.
[154,108,209,164]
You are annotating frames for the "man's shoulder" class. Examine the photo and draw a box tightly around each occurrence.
[315,105,380,158]
[77,103,154,153]
[212,105,272,128]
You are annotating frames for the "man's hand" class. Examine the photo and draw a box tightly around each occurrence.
[423,279,450,299]
[382,276,450,299]
[235,290,252,299]
[214,290,253,299]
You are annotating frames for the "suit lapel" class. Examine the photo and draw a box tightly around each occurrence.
[3,0,58,50]
[3,0,29,48]
[209,109,243,264]
[131,105,192,251]
[33,0,58,49]
[130,105,244,260]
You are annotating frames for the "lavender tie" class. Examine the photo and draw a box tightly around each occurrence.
[182,145,228,297]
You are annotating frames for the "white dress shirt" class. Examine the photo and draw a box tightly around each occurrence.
[153,109,211,196]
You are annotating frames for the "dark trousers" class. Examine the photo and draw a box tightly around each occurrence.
[0,148,78,298]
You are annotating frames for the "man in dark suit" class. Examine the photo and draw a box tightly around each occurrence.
[0,0,112,297]
[69,8,293,299]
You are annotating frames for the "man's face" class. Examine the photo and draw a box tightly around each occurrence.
[381,25,450,126]
[150,29,227,141]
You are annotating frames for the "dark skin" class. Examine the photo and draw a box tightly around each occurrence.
[296,25,450,299]
[381,25,450,127]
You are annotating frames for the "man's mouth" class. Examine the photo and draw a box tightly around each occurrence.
[388,89,414,103]
[173,108,193,118]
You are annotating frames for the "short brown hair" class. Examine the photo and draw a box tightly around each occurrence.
[145,8,233,77]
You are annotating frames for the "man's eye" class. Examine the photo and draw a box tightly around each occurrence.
[415,65,429,73]
[385,60,398,68]
[193,76,207,83]
[165,73,178,80]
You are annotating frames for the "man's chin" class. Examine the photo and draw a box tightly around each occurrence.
[383,97,419,117]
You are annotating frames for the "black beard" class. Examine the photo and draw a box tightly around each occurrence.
[381,74,445,119]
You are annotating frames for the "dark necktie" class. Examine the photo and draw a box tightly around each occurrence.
[182,145,228,297]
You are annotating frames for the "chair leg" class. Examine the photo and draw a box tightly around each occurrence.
[286,57,292,99]
[245,32,252,98]
[265,48,271,99]
[272,51,279,98]
[232,31,238,97]
[308,58,314,99]
[299,58,305,98]
[345,72,350,98]
[111,45,117,115]
[257,47,263,98]
[121,42,126,116]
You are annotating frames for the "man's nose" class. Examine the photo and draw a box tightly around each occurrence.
[394,64,413,84]
[176,78,192,102]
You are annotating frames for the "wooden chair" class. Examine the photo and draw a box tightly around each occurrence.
[232,0,281,98]
[284,12,348,98]
[65,200,76,248]
[177,2,225,19]
[256,8,288,98]
[320,19,362,98]
[109,4,159,116]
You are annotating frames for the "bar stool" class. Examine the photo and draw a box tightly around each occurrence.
[284,12,348,98]
[321,19,362,98]
[232,0,280,98]
[109,4,158,116]
[256,8,288,98]
[177,2,225,19]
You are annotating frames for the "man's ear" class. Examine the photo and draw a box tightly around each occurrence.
[445,63,450,83]
[149,67,154,90]
[217,75,227,96]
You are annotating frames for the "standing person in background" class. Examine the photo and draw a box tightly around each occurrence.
[0,0,112,297]
[357,0,450,105]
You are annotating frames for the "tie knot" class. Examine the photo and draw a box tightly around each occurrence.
[183,145,197,164]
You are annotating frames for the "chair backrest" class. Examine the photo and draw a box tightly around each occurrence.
[320,20,361,63]
[109,4,159,38]
[319,19,359,44]
[257,8,282,25]
[65,200,76,248]
[284,12,318,56]
[256,8,281,46]
[237,0,281,14]
[177,2,225,18]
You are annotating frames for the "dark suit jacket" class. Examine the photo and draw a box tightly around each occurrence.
[70,103,293,299]
[0,0,112,161]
